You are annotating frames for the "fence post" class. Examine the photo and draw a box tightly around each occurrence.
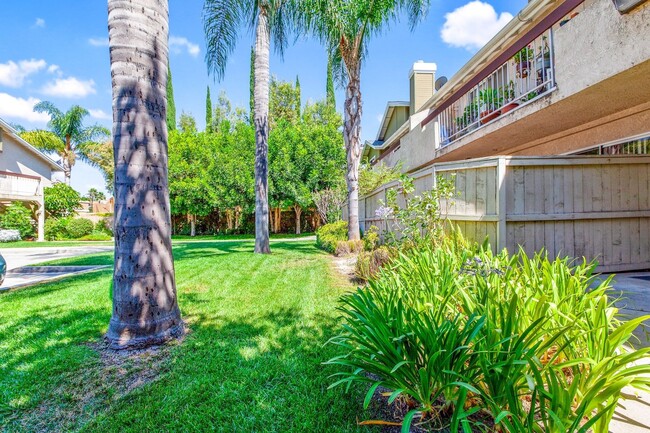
[496,157,507,252]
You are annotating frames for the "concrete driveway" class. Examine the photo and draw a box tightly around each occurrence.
[0,245,113,271]
[0,245,114,291]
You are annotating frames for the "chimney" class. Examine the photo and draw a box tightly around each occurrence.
[409,60,437,114]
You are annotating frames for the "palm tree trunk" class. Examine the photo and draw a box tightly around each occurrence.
[344,63,362,241]
[253,8,271,254]
[107,0,183,350]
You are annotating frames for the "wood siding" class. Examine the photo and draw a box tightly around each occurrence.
[358,156,650,272]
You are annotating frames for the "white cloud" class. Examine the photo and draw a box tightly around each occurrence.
[441,1,513,51]
[47,64,61,75]
[0,93,50,123]
[88,37,109,47]
[0,59,47,88]
[41,77,96,98]
[89,109,111,120]
[169,36,200,57]
[33,18,45,28]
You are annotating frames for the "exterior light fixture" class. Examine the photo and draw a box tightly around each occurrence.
[612,0,647,13]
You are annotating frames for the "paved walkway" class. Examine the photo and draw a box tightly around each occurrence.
[0,245,114,271]
[602,272,650,433]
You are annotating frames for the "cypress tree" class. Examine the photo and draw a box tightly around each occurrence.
[206,86,213,133]
[295,76,301,118]
[167,62,176,131]
[249,46,255,125]
[326,56,336,108]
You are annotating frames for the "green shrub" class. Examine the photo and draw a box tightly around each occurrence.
[334,240,350,256]
[44,218,71,241]
[329,240,650,432]
[66,218,94,239]
[44,183,81,219]
[362,225,379,251]
[316,220,348,253]
[354,246,392,281]
[348,239,364,254]
[95,216,114,235]
[78,231,112,241]
[0,203,35,238]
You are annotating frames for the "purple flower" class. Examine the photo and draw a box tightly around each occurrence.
[375,206,394,219]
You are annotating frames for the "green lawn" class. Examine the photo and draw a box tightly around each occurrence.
[0,233,315,249]
[0,241,369,432]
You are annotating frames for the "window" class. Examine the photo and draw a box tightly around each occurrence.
[574,135,650,155]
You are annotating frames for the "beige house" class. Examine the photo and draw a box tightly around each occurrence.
[0,118,63,241]
[359,0,650,272]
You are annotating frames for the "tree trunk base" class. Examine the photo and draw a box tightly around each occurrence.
[106,317,185,350]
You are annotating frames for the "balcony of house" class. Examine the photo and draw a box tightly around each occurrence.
[0,171,43,202]
[408,0,650,169]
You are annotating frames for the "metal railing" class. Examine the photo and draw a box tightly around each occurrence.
[0,171,42,198]
[438,28,555,147]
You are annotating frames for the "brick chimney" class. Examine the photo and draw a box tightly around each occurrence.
[409,60,437,114]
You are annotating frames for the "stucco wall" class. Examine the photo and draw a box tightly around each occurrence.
[552,0,650,101]
[0,131,54,182]
[381,0,650,169]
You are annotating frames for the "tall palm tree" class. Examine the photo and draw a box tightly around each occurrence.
[106,0,183,349]
[21,103,110,184]
[302,0,430,240]
[203,0,298,254]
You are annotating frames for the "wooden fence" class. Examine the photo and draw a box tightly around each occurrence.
[357,156,650,272]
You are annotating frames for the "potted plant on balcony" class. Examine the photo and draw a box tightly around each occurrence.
[513,46,534,78]
[454,100,479,137]
[499,81,519,114]
[536,36,551,75]
[479,88,503,125]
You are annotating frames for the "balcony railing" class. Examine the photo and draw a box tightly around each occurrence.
[438,28,555,147]
[0,171,42,199]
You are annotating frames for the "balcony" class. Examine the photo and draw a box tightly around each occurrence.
[438,28,556,148]
[0,171,43,201]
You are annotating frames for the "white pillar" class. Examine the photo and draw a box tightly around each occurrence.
[37,199,45,242]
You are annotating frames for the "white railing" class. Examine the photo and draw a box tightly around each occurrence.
[0,171,42,198]
[438,28,555,147]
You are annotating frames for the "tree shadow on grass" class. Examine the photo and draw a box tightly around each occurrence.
[1,298,369,433]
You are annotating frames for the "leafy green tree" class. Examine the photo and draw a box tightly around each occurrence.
[269,77,300,129]
[269,100,345,234]
[22,103,110,183]
[168,129,217,236]
[204,0,303,253]
[301,0,430,240]
[206,86,213,133]
[213,90,233,131]
[0,203,35,238]
[326,55,336,108]
[167,62,177,131]
[295,76,301,118]
[178,112,198,133]
[44,183,81,219]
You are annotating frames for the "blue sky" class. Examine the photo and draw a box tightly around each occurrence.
[0,0,526,195]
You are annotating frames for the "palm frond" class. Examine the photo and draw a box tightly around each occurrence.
[19,130,64,152]
[203,0,249,81]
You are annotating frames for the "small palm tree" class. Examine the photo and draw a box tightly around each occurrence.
[106,0,183,349]
[301,0,430,240]
[22,102,110,184]
[203,0,299,254]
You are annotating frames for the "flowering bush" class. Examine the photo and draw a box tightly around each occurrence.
[0,229,21,243]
